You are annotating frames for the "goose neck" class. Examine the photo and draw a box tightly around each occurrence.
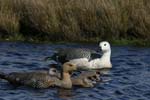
[61,72,72,88]
[101,50,111,61]
[62,72,71,81]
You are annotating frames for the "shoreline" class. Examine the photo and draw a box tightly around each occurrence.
[0,38,149,47]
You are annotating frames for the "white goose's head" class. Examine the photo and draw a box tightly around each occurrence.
[99,41,111,53]
[98,41,112,68]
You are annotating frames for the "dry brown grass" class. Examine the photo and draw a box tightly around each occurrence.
[0,0,150,42]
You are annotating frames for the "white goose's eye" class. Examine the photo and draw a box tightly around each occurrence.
[104,44,107,46]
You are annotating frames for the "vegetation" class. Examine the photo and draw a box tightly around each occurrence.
[0,0,150,46]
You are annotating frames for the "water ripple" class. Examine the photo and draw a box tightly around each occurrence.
[0,42,150,100]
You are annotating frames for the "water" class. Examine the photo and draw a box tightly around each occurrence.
[0,42,150,100]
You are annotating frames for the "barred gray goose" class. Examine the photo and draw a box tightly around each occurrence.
[0,62,76,89]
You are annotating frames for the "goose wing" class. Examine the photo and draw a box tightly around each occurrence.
[51,48,98,63]
[90,52,102,61]
[7,72,59,88]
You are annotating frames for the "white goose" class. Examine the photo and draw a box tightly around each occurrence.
[45,41,112,70]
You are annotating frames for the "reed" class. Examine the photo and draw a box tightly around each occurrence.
[0,0,150,45]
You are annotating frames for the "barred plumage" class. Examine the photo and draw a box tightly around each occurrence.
[1,72,60,88]
[50,48,100,63]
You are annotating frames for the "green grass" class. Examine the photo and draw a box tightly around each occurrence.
[0,0,150,46]
[111,39,150,47]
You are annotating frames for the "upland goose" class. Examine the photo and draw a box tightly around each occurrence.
[45,41,112,69]
[0,62,76,89]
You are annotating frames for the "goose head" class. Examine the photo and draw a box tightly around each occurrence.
[63,62,77,73]
[99,41,111,53]
[87,71,101,82]
[49,67,59,76]
[48,64,60,76]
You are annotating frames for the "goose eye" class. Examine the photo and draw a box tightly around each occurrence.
[51,69,56,72]
[93,75,97,78]
[68,64,73,67]
[96,71,100,75]
[53,69,57,72]
[104,44,106,46]
[88,77,92,80]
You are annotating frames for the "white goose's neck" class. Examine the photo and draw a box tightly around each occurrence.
[89,50,112,69]
[101,50,111,62]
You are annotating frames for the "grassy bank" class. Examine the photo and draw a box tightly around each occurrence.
[0,0,150,46]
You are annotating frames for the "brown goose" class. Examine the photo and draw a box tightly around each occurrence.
[48,65,101,88]
[72,71,101,87]
[0,62,76,89]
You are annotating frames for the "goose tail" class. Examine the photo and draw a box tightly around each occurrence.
[44,53,58,62]
[44,56,53,61]
[0,72,7,80]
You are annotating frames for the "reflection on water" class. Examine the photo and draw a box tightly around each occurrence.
[57,89,74,99]
[0,42,150,100]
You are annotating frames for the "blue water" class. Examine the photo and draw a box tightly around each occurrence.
[0,42,150,100]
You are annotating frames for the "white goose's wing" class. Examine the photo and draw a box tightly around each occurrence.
[90,52,102,61]
[51,48,98,63]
